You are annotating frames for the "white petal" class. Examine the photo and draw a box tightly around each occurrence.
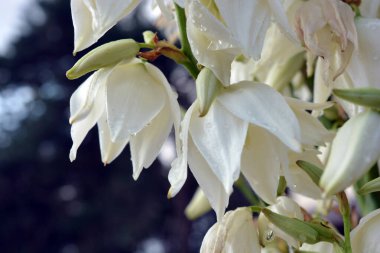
[287,167,322,199]
[189,101,248,195]
[300,242,334,253]
[186,0,239,85]
[241,125,280,204]
[215,0,272,60]
[69,71,108,161]
[130,101,173,180]
[217,81,301,152]
[168,102,197,198]
[71,0,95,54]
[285,96,333,111]
[144,62,181,156]
[106,63,166,141]
[351,209,380,253]
[97,112,129,165]
[72,0,141,53]
[293,109,334,146]
[188,136,229,220]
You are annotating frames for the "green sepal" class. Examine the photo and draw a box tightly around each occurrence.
[358,177,380,195]
[66,39,140,80]
[262,209,343,245]
[196,68,223,117]
[333,88,380,110]
[296,160,323,185]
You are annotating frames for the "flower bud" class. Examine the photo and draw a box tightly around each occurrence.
[143,31,156,45]
[320,110,380,196]
[66,39,140,80]
[333,87,380,110]
[184,188,211,220]
[196,68,223,117]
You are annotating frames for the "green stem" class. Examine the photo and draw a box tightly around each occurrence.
[138,43,155,49]
[337,192,352,253]
[174,3,199,78]
[235,177,265,207]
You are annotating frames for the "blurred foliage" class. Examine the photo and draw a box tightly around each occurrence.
[0,1,211,252]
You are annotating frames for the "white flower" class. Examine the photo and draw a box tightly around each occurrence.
[186,0,296,85]
[69,59,180,179]
[168,80,302,219]
[320,110,380,196]
[200,207,260,253]
[295,0,357,85]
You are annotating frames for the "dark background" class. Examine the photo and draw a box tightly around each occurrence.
[0,1,217,252]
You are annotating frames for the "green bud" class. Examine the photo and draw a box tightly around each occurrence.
[333,87,380,110]
[262,208,318,244]
[296,160,323,185]
[262,209,343,245]
[66,39,140,80]
[196,68,223,117]
[143,31,156,45]
[358,177,380,195]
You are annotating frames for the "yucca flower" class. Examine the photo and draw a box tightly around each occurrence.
[69,58,181,179]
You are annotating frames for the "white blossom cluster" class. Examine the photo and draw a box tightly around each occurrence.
[67,0,380,252]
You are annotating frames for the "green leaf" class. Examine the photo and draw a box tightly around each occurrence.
[358,177,380,195]
[333,88,380,110]
[296,160,323,185]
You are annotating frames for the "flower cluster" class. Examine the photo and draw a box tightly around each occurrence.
[66,0,380,252]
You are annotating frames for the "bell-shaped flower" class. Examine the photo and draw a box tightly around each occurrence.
[200,207,261,253]
[320,110,380,196]
[168,73,303,219]
[69,58,181,180]
[186,0,296,85]
[295,0,358,85]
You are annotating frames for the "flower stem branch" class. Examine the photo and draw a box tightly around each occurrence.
[337,192,352,253]
[174,3,199,78]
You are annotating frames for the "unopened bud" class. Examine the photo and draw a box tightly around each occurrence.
[143,31,156,45]
[66,39,140,80]
[333,87,380,110]
[196,68,222,117]
[320,110,380,196]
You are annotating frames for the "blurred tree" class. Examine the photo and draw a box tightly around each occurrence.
[0,1,209,252]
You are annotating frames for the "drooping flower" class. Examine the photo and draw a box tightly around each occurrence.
[186,0,297,85]
[168,69,303,219]
[69,58,180,180]
[295,0,358,85]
